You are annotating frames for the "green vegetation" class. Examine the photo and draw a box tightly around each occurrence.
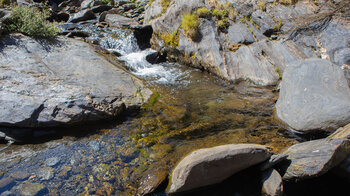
[100,0,115,6]
[212,9,227,20]
[258,0,266,11]
[145,91,160,109]
[160,30,179,47]
[275,67,283,79]
[222,2,235,20]
[197,7,211,18]
[2,5,58,38]
[161,0,172,13]
[0,0,11,7]
[148,0,155,6]
[279,0,298,5]
[273,20,283,31]
[181,13,200,40]
[217,18,229,30]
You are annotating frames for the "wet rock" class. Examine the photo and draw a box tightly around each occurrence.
[146,51,166,64]
[0,34,151,138]
[37,167,54,180]
[10,171,29,181]
[105,14,139,28]
[132,25,153,50]
[261,169,283,196]
[19,182,48,196]
[329,123,350,139]
[123,3,136,11]
[66,31,90,38]
[227,23,255,44]
[0,177,15,192]
[69,9,96,23]
[49,12,70,22]
[279,138,350,180]
[45,157,60,167]
[88,140,101,152]
[260,154,288,171]
[276,58,350,132]
[167,144,271,194]
[136,167,168,196]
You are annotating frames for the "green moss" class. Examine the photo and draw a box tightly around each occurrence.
[160,30,179,47]
[197,7,211,18]
[0,0,12,7]
[275,67,282,80]
[2,5,58,38]
[181,13,200,40]
[144,91,160,109]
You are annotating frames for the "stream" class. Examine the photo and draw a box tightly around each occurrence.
[0,23,301,195]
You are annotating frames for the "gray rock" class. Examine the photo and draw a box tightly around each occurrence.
[69,9,96,23]
[105,14,139,28]
[333,154,350,180]
[91,5,112,13]
[0,34,151,132]
[136,167,168,196]
[227,23,255,44]
[251,10,276,35]
[261,169,283,196]
[167,144,271,194]
[329,123,350,140]
[276,58,350,132]
[259,154,288,171]
[143,0,163,23]
[80,0,94,9]
[45,157,60,167]
[280,138,350,180]
[19,182,48,196]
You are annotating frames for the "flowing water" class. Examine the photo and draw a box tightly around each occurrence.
[0,24,300,195]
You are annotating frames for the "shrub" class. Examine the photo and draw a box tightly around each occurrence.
[197,7,211,18]
[217,19,229,30]
[0,0,12,7]
[2,5,58,38]
[222,2,235,20]
[258,0,266,11]
[273,20,283,31]
[160,30,179,47]
[181,13,200,40]
[161,0,171,13]
[212,9,227,20]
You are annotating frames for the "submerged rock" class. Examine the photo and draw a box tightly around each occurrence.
[279,138,350,180]
[167,144,271,194]
[276,58,350,132]
[0,34,151,140]
[261,169,283,196]
[19,182,48,196]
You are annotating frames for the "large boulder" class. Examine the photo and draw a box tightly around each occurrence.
[0,34,151,133]
[68,9,96,23]
[279,138,350,180]
[167,144,271,194]
[276,58,350,132]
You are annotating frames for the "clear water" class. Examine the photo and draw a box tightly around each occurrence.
[0,24,300,195]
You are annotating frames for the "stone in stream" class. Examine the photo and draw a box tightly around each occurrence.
[0,177,15,193]
[0,34,151,140]
[136,167,168,196]
[19,182,48,196]
[259,154,288,171]
[279,138,350,180]
[276,58,350,132]
[261,169,283,196]
[45,157,60,167]
[167,144,271,194]
[9,171,30,181]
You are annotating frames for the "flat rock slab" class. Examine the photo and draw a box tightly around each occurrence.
[329,123,350,139]
[276,58,350,132]
[280,138,350,180]
[167,144,271,194]
[0,34,151,129]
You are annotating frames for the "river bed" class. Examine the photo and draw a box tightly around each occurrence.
[0,24,300,195]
